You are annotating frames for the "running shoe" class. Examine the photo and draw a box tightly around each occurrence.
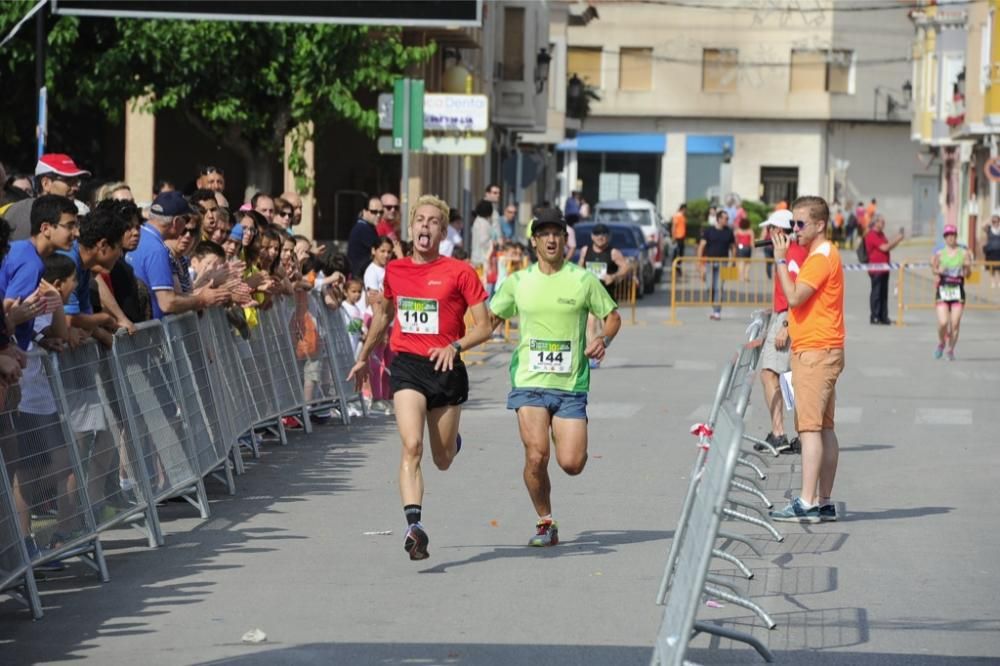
[403,523,430,561]
[528,519,559,547]
[769,498,820,524]
[282,416,304,430]
[455,433,462,455]
[947,349,956,361]
[785,436,801,455]
[753,432,786,453]
[25,537,67,572]
[819,503,838,522]
[934,345,944,360]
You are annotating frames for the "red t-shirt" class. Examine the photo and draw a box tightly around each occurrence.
[383,256,487,357]
[376,219,398,240]
[773,242,808,312]
[865,230,890,274]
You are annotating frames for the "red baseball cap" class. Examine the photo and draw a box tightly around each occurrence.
[35,153,91,178]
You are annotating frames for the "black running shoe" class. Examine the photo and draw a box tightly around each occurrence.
[754,432,787,453]
[784,436,801,455]
[403,523,430,561]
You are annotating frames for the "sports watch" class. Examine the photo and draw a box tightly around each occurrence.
[451,341,462,353]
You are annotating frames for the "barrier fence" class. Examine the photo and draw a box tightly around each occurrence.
[0,293,366,619]
[896,260,1000,325]
[652,310,786,665]
[670,257,1000,325]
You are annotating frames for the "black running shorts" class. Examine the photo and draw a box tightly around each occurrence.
[389,352,469,410]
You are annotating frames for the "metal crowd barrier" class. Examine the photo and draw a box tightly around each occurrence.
[652,310,782,665]
[669,257,774,324]
[0,293,366,619]
[896,260,1000,325]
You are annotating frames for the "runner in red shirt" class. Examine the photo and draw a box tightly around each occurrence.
[755,210,808,454]
[348,194,493,561]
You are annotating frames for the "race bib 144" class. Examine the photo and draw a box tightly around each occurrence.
[529,339,572,373]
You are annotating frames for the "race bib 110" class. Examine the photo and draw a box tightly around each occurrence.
[397,297,439,334]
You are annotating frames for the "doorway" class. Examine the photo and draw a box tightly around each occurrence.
[911,174,939,237]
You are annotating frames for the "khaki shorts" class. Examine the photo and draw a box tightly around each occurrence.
[791,348,845,432]
[760,311,790,374]
[301,359,321,384]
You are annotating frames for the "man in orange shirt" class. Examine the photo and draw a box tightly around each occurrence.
[671,203,687,276]
[769,195,846,524]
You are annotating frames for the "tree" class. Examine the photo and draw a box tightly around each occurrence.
[0,2,434,192]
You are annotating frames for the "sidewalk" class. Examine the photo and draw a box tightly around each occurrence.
[2,275,998,664]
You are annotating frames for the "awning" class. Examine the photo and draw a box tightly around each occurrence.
[556,132,666,154]
[686,135,734,155]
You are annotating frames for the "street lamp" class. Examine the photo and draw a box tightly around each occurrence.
[535,47,552,94]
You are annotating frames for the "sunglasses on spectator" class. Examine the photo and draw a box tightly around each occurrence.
[277,209,293,218]
[369,208,384,215]
[181,226,200,237]
[793,219,811,230]
[383,204,399,211]
[50,175,81,186]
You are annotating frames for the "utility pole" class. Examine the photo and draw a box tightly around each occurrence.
[35,2,47,160]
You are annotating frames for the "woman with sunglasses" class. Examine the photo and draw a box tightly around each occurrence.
[931,224,972,360]
[164,216,201,294]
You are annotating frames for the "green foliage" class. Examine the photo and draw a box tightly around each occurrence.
[0,2,434,189]
[681,198,771,239]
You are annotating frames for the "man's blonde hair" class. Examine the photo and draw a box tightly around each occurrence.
[791,195,830,228]
[408,194,450,226]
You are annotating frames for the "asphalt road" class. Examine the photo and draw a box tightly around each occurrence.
[2,260,998,665]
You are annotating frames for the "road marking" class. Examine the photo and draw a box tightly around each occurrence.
[859,366,905,378]
[949,369,1000,381]
[914,408,972,425]
[674,360,716,372]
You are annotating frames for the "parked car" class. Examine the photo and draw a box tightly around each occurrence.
[593,199,673,280]
[571,221,656,296]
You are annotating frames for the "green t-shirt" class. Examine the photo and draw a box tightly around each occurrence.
[490,262,617,393]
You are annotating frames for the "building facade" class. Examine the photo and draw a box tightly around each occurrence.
[535,0,931,231]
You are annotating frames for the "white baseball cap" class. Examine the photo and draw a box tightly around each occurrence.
[760,209,793,230]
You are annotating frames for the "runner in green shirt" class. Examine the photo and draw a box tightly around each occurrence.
[490,207,621,547]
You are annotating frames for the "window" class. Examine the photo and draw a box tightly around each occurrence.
[501,7,525,81]
[827,50,853,94]
[568,46,603,88]
[619,47,653,91]
[702,49,738,92]
[789,49,854,93]
[790,50,826,92]
[760,167,799,205]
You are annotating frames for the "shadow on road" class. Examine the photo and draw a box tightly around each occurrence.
[418,529,672,574]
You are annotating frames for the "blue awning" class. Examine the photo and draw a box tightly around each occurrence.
[686,135,734,155]
[556,132,666,154]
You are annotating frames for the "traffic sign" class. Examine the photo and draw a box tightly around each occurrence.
[379,93,490,132]
[377,136,488,156]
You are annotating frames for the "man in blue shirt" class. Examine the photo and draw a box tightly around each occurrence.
[60,205,128,347]
[127,191,227,318]
[0,195,77,350]
[347,197,382,278]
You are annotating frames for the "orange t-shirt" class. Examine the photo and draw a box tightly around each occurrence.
[775,201,788,211]
[789,241,845,351]
[672,212,687,240]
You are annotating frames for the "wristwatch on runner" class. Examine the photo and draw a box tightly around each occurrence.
[451,340,462,353]
[601,335,612,348]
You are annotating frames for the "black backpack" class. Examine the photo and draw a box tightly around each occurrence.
[856,231,869,263]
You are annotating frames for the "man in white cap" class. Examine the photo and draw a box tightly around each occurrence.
[755,209,808,455]
[6,154,91,241]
